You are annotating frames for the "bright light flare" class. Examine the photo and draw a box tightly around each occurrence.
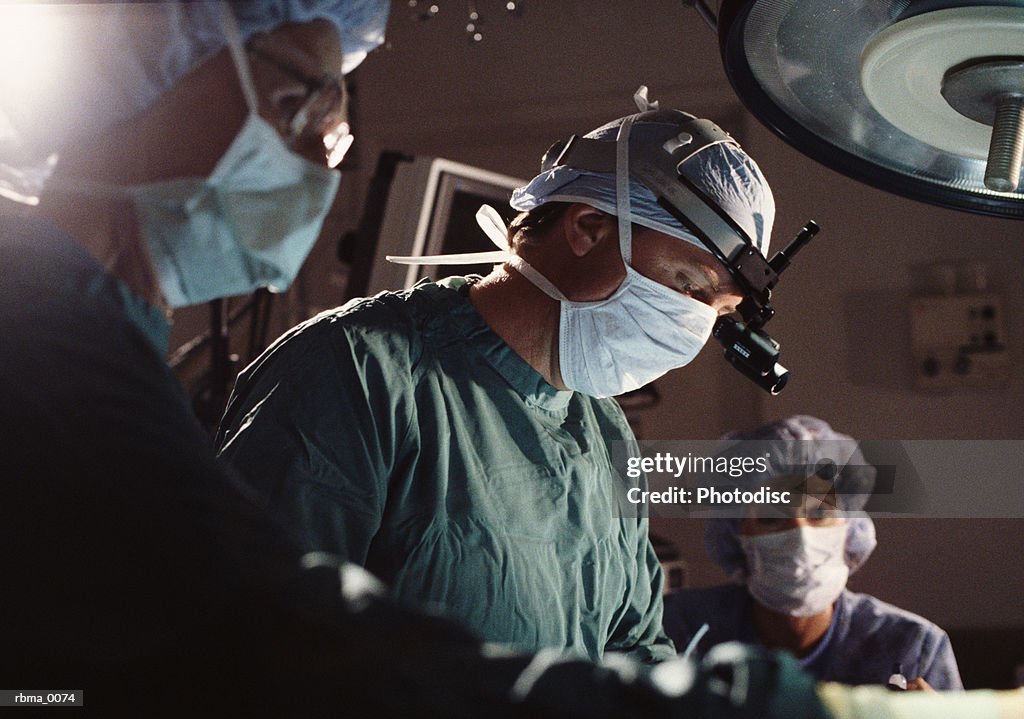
[324,121,354,168]
[0,3,66,120]
[0,3,70,204]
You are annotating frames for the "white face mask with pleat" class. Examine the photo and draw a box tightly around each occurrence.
[129,2,340,308]
[739,524,849,617]
[506,254,715,398]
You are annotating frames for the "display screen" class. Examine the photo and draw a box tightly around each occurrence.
[420,172,521,281]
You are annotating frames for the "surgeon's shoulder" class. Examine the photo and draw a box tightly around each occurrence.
[304,289,420,340]
[1,215,110,306]
[247,280,473,377]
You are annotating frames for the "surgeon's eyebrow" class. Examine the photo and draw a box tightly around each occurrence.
[675,258,717,291]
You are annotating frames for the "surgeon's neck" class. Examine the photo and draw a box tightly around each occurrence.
[749,598,834,659]
[37,187,166,312]
[469,263,565,389]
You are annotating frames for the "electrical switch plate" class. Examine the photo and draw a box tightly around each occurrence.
[909,294,1010,390]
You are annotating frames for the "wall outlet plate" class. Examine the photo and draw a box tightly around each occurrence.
[909,294,1010,391]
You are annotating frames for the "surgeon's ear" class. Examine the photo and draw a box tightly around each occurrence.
[562,204,617,257]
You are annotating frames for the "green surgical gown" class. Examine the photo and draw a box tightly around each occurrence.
[217,277,675,662]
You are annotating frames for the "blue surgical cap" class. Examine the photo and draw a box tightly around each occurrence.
[0,0,389,196]
[229,0,390,74]
[703,416,878,580]
[511,109,775,256]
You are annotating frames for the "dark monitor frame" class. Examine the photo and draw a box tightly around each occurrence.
[344,152,525,300]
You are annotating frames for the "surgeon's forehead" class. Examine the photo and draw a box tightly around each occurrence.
[633,227,737,286]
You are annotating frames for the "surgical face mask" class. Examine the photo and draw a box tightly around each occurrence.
[739,524,849,617]
[509,256,717,398]
[132,3,340,308]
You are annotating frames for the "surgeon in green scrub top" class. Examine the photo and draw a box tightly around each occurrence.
[216,90,776,662]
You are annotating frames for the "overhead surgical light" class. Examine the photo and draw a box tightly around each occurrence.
[705,0,1024,219]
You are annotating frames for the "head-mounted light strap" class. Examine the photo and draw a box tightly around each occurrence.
[220,1,259,115]
[615,114,638,265]
[555,125,779,298]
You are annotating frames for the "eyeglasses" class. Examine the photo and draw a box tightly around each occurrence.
[247,38,353,168]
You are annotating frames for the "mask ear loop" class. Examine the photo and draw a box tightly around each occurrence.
[510,115,636,304]
[615,114,637,267]
[219,1,260,116]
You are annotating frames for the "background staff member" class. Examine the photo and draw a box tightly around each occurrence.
[664,415,963,690]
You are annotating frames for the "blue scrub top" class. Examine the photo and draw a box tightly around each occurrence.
[664,584,964,689]
[217,277,675,662]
